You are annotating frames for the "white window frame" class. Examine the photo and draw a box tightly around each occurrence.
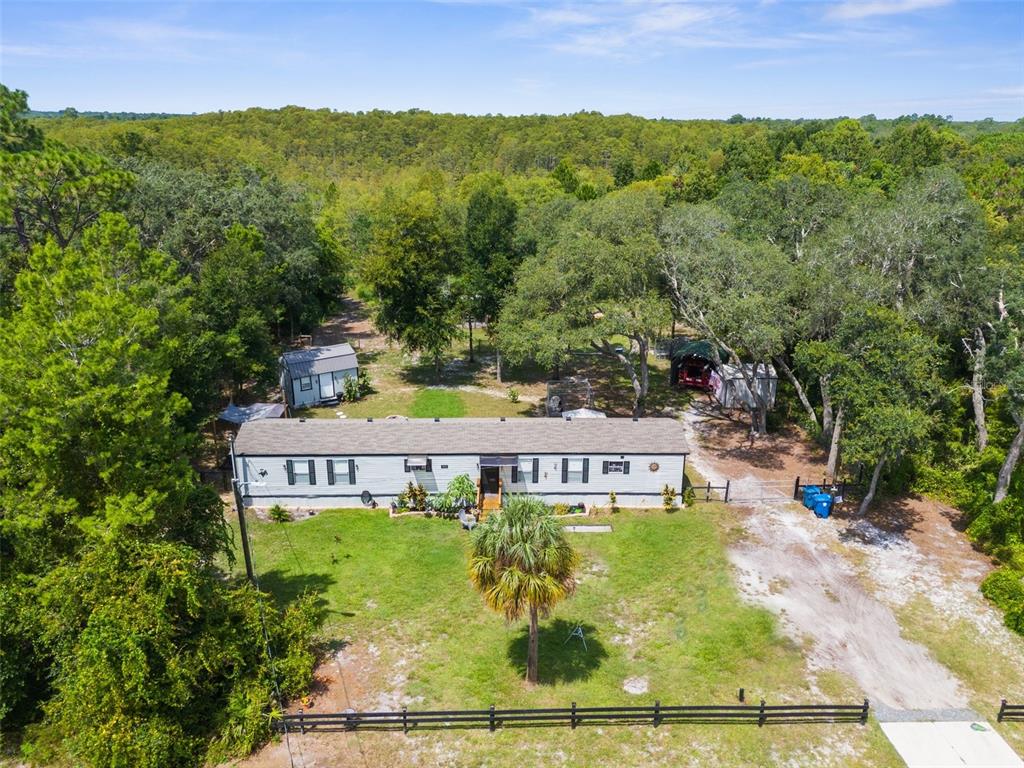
[292,461,312,484]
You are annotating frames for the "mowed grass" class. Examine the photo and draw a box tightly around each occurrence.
[231,507,900,767]
[307,387,537,420]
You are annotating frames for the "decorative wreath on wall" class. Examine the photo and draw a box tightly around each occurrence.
[649,462,660,472]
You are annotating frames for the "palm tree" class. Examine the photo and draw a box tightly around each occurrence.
[468,495,579,684]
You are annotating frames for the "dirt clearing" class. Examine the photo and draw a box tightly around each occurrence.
[682,405,985,710]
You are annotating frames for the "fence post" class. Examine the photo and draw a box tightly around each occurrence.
[738,687,745,703]
[724,480,731,503]
[706,481,711,502]
[999,699,1007,723]
[654,699,661,727]
[489,704,496,732]
[571,700,577,730]
[793,476,800,500]
[861,699,869,725]
[758,699,766,728]
[403,705,408,734]
[298,708,305,735]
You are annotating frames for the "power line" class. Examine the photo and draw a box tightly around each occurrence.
[245,512,301,768]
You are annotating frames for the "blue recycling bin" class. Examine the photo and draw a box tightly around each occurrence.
[802,485,821,509]
[812,493,834,519]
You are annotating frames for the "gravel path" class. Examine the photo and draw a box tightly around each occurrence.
[681,407,968,710]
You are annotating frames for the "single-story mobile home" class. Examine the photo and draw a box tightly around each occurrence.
[232,417,689,510]
[279,343,358,409]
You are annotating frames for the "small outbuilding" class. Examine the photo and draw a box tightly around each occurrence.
[668,339,724,392]
[279,343,359,409]
[218,402,286,425]
[711,363,778,410]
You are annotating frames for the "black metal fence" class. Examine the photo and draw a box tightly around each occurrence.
[998,699,1024,722]
[277,699,869,734]
[792,470,864,503]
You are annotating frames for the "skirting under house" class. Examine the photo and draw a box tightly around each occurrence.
[231,416,690,510]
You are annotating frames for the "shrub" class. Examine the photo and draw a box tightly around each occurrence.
[662,485,678,513]
[683,486,696,507]
[342,376,360,403]
[552,503,571,516]
[608,490,618,513]
[395,486,410,512]
[399,481,428,511]
[357,368,373,396]
[269,504,290,523]
[507,387,520,403]
[981,568,1024,635]
[430,474,475,517]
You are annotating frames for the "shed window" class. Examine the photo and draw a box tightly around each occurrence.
[298,376,313,392]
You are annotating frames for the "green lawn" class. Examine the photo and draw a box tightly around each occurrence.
[307,387,537,420]
[230,507,900,767]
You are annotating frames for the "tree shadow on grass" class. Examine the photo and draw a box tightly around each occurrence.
[506,619,608,684]
[256,568,336,621]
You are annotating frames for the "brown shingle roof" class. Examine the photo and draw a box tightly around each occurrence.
[233,417,688,456]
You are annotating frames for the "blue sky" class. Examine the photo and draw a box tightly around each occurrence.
[2,1,1022,119]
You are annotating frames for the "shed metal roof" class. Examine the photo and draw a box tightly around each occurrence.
[218,402,286,424]
[233,417,689,456]
[280,343,358,378]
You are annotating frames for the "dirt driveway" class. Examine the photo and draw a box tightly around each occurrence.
[680,403,1022,712]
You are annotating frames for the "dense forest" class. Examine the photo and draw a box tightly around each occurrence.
[2,81,1023,767]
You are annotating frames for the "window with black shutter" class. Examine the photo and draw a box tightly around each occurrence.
[623,461,630,475]
[532,458,539,483]
[286,460,295,485]
[348,459,356,484]
[512,465,519,483]
[561,458,568,483]
[582,458,589,483]
[308,459,316,485]
[327,459,336,485]
[602,461,609,474]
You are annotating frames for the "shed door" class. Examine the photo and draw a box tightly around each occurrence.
[319,372,335,399]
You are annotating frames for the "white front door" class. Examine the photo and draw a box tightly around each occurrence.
[319,372,336,399]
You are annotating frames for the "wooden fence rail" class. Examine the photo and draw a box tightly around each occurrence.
[998,699,1024,722]
[692,480,731,503]
[277,699,869,734]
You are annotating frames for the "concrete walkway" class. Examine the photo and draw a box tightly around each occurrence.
[880,721,1022,767]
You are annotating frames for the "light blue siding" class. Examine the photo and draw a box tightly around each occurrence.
[237,451,685,509]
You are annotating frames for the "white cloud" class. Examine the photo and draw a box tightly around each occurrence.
[986,85,1024,97]
[1,15,249,63]
[827,0,952,21]
[508,2,803,58]
[57,18,235,44]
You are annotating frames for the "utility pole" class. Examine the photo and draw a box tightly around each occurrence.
[229,436,255,584]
